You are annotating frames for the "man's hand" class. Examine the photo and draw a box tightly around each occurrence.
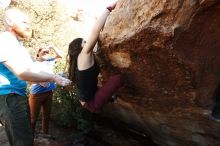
[107,0,117,12]
[109,1,117,10]
[53,75,72,86]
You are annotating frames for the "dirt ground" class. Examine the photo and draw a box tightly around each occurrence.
[0,119,159,146]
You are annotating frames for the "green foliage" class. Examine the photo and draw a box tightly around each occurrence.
[52,55,94,134]
[52,86,94,134]
[54,60,67,74]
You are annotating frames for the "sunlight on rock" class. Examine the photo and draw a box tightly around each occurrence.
[109,52,131,68]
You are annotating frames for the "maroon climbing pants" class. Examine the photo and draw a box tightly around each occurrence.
[83,75,124,112]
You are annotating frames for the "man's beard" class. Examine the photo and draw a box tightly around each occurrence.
[17,31,31,39]
[14,28,32,39]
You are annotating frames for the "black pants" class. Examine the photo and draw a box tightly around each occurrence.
[0,94,33,146]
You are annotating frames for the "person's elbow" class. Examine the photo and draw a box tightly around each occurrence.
[16,71,29,81]
[13,66,33,81]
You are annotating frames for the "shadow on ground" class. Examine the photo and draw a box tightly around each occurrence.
[0,116,160,146]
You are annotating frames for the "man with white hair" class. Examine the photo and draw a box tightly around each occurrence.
[0,8,71,145]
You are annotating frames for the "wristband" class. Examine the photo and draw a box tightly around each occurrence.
[107,6,113,12]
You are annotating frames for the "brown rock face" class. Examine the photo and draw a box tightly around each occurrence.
[98,0,220,146]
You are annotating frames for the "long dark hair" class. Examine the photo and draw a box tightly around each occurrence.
[66,38,83,82]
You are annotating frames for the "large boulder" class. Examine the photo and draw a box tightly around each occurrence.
[98,0,220,146]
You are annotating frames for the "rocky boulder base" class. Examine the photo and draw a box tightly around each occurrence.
[99,0,220,146]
